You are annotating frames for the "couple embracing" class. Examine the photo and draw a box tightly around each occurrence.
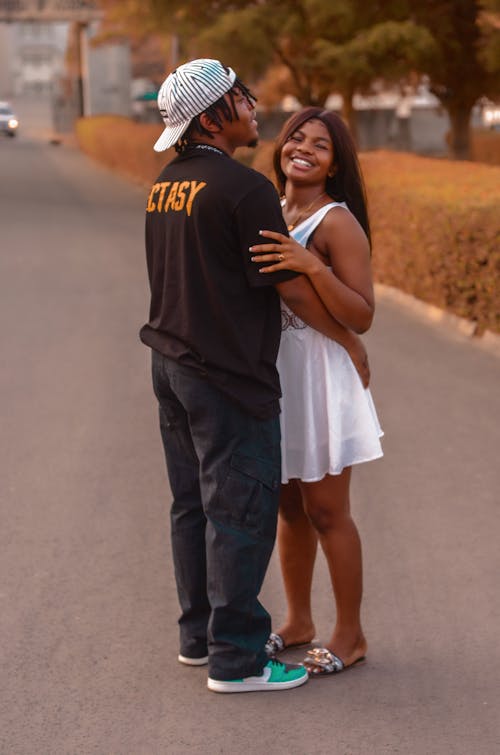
[140,59,383,693]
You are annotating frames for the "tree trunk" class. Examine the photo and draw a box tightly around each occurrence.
[341,89,359,147]
[447,105,472,160]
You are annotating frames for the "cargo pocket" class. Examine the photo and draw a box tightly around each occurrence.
[159,402,198,465]
[216,452,280,536]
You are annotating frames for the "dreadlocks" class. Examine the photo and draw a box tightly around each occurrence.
[175,77,256,154]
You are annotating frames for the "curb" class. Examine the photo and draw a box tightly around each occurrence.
[478,329,500,357]
[374,283,500,357]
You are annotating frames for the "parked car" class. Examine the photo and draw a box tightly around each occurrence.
[0,102,19,137]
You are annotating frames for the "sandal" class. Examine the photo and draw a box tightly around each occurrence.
[304,647,366,677]
[264,632,312,658]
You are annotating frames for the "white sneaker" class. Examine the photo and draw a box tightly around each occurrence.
[178,654,208,666]
[207,659,308,693]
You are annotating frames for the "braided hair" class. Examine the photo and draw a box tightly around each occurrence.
[175,77,256,153]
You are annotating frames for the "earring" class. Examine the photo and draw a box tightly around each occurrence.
[328,167,336,178]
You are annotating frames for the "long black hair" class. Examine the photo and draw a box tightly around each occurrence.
[273,107,371,246]
[176,76,256,153]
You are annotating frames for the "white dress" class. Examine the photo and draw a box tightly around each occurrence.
[278,202,383,483]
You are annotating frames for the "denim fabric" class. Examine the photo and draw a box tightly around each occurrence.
[151,350,281,680]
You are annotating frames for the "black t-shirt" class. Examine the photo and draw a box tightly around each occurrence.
[140,144,298,419]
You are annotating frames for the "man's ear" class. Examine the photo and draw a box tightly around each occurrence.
[199,111,221,133]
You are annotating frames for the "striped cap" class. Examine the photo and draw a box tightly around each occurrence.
[153,59,237,152]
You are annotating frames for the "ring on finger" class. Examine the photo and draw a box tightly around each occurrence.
[278,254,285,261]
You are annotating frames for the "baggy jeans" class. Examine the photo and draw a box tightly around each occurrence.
[151,350,281,681]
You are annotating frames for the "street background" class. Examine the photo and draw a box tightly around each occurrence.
[1,99,499,755]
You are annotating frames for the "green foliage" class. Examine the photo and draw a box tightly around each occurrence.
[314,20,437,90]
[401,0,500,156]
[177,1,439,108]
[97,0,159,37]
[478,2,500,73]
[97,0,500,157]
[194,5,281,79]
[409,0,500,103]
[480,29,500,73]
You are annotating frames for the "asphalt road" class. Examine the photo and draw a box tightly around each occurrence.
[1,102,499,755]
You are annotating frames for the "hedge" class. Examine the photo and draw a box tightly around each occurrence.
[75,116,170,185]
[76,116,500,334]
[361,151,499,335]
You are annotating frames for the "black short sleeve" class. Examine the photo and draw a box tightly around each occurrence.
[234,181,299,288]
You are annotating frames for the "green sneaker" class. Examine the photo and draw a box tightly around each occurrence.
[207,659,308,693]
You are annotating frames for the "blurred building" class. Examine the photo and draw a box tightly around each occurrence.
[51,21,132,131]
[0,21,69,96]
[82,24,131,117]
[256,81,453,156]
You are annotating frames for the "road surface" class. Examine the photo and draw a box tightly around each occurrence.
[1,100,499,755]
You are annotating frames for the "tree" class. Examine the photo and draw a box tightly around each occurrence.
[158,0,436,143]
[97,0,500,157]
[94,0,179,81]
[312,16,437,142]
[408,0,500,158]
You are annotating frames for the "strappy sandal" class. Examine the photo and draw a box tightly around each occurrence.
[264,632,312,658]
[304,647,366,676]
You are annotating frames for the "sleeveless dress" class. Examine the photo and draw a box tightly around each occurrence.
[278,202,383,483]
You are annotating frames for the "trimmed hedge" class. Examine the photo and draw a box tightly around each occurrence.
[75,116,168,185]
[361,151,499,335]
[471,129,500,166]
[76,116,500,334]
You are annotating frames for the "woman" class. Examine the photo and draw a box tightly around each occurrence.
[249,107,383,676]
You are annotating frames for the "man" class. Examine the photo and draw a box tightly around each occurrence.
[140,59,354,693]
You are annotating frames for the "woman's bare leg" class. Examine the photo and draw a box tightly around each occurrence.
[299,469,367,666]
[273,480,317,645]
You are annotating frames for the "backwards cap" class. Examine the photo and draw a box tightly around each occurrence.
[153,58,237,152]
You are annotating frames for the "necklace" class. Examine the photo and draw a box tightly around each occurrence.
[286,192,327,231]
[193,143,227,156]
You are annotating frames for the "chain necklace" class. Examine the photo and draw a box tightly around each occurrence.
[286,192,327,231]
[192,143,227,156]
